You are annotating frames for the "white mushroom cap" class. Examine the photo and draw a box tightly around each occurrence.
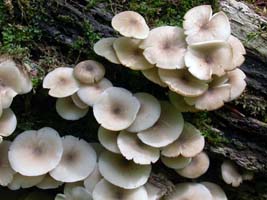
[50,135,97,183]
[64,181,84,193]
[165,183,212,200]
[97,126,120,154]
[56,97,89,120]
[168,91,198,112]
[36,174,63,189]
[127,93,161,132]
[93,37,120,64]
[161,122,205,158]
[0,141,15,186]
[228,35,246,68]
[201,182,228,200]
[84,165,102,194]
[0,87,16,109]
[144,183,162,200]
[43,67,80,98]
[15,62,33,94]
[93,87,140,131]
[93,179,148,200]
[159,69,208,97]
[113,37,154,70]
[0,108,17,137]
[140,26,187,69]
[161,155,192,170]
[57,186,93,200]
[176,152,210,179]
[221,160,242,187]
[71,93,89,109]
[118,130,160,165]
[8,173,45,190]
[183,5,231,44]
[142,68,168,87]
[8,127,63,176]
[98,151,151,189]
[112,11,149,39]
[226,69,246,101]
[77,78,113,106]
[73,60,105,84]
[185,41,233,80]
[137,101,184,148]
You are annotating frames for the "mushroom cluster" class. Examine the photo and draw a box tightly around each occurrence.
[94,5,247,111]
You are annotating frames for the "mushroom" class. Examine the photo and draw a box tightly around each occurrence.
[137,101,184,148]
[90,142,105,158]
[176,152,210,179]
[8,173,45,190]
[98,151,151,189]
[77,78,113,107]
[0,108,17,139]
[71,93,89,109]
[158,68,208,97]
[113,37,154,70]
[117,130,160,165]
[140,26,187,69]
[221,160,242,187]
[8,127,63,176]
[161,155,192,170]
[111,11,149,39]
[168,91,198,112]
[185,41,233,80]
[201,182,228,200]
[183,5,231,44]
[43,67,80,98]
[50,135,97,183]
[56,186,92,200]
[0,141,15,186]
[98,126,120,154]
[127,93,161,132]
[93,87,140,131]
[165,183,212,200]
[141,68,168,87]
[144,183,162,200]
[73,60,105,84]
[228,35,246,68]
[93,37,121,64]
[84,165,102,194]
[36,174,63,189]
[161,122,205,158]
[56,97,89,120]
[226,69,246,101]
[93,179,148,200]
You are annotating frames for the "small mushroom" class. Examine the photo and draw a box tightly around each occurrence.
[168,91,198,112]
[161,155,192,170]
[201,182,228,200]
[137,101,184,148]
[8,127,63,176]
[176,152,210,179]
[36,174,63,189]
[93,37,120,64]
[221,160,242,187]
[98,151,151,189]
[84,165,102,194]
[8,173,45,190]
[43,67,80,98]
[0,108,17,138]
[113,37,154,70]
[183,5,231,44]
[111,11,149,39]
[56,97,89,120]
[71,93,89,109]
[93,87,140,131]
[228,35,246,68]
[144,183,162,200]
[161,122,205,158]
[56,186,92,200]
[73,60,105,84]
[117,130,160,165]
[98,126,120,154]
[50,135,97,183]
[158,69,208,97]
[226,69,246,101]
[140,26,187,69]
[141,68,168,87]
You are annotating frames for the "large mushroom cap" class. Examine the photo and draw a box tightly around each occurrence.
[185,41,233,80]
[93,179,148,200]
[228,35,246,68]
[161,122,205,158]
[201,182,228,200]
[221,160,242,187]
[56,97,89,120]
[93,37,120,64]
[111,11,149,39]
[8,127,63,176]
[183,5,231,44]
[50,135,97,183]
[93,87,140,131]
[137,101,184,148]
[36,174,63,189]
[165,183,212,200]
[159,69,208,97]
[176,152,210,179]
[226,69,246,101]
[8,173,45,190]
[141,68,168,87]
[168,91,198,112]
[0,108,17,138]
[117,130,160,165]
[43,67,80,98]
[140,26,187,69]
[73,60,105,84]
[97,126,120,154]
[127,93,161,132]
[161,155,192,170]
[113,37,154,70]
[98,151,151,189]
[77,78,113,106]
[84,165,102,194]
